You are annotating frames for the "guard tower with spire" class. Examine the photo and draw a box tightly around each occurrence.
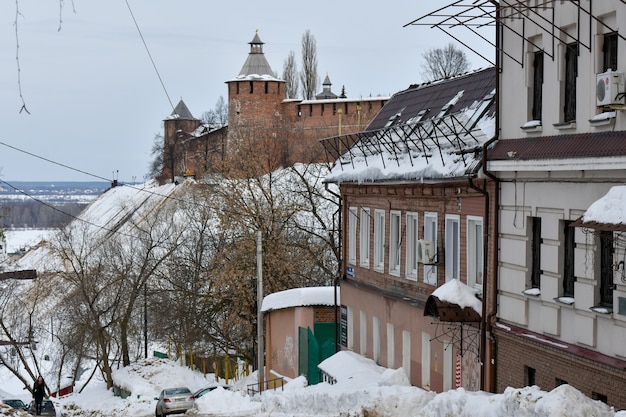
[161,98,201,182]
[226,31,286,138]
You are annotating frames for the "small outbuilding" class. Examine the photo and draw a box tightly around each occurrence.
[261,286,340,385]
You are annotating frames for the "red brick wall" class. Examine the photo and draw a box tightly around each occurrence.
[495,326,626,409]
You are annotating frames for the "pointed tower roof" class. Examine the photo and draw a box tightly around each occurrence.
[235,31,279,81]
[316,73,338,99]
[167,98,197,120]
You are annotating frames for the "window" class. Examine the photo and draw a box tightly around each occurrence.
[374,209,386,271]
[592,392,608,404]
[421,332,431,389]
[443,341,453,391]
[525,366,536,386]
[599,231,614,307]
[563,42,578,123]
[360,310,367,354]
[406,213,419,281]
[387,323,395,368]
[360,208,370,267]
[445,215,460,282]
[347,306,354,350]
[389,211,401,275]
[402,331,411,381]
[532,51,544,121]
[530,217,542,289]
[264,81,269,94]
[563,220,575,297]
[467,216,484,289]
[249,81,254,94]
[348,207,357,265]
[372,316,380,363]
[424,212,438,285]
[603,33,618,72]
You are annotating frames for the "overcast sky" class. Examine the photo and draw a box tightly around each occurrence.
[0,1,494,183]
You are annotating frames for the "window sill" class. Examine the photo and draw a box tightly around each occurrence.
[554,296,575,306]
[520,120,542,132]
[523,288,541,297]
[589,111,616,127]
[553,121,576,130]
[590,306,612,314]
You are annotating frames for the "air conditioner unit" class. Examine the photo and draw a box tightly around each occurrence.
[596,70,625,106]
[417,240,436,265]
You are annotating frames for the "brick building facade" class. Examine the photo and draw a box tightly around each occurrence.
[160,32,387,182]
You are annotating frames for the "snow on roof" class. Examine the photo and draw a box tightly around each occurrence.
[432,279,482,315]
[581,185,626,226]
[261,286,338,312]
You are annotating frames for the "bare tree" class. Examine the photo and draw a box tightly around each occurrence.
[201,96,228,128]
[283,51,299,99]
[420,43,471,81]
[299,30,319,100]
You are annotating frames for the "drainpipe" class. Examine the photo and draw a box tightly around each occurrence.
[478,0,502,394]
[325,181,342,353]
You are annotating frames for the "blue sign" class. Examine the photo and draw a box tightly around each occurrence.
[346,266,354,277]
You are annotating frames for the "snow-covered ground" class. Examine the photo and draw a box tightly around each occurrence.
[0,351,622,417]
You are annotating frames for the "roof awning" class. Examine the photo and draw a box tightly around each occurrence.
[424,295,481,323]
[570,185,626,232]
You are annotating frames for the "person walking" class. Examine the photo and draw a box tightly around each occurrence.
[32,375,46,415]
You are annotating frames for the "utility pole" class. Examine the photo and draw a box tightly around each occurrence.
[256,230,264,390]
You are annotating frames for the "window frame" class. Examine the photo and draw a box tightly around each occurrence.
[530,217,542,289]
[405,212,419,281]
[374,209,386,272]
[603,32,618,72]
[467,215,484,290]
[348,207,357,265]
[424,212,438,285]
[563,220,576,297]
[360,208,371,268]
[599,231,614,307]
[445,214,460,282]
[563,42,578,123]
[389,210,402,276]
[532,51,544,121]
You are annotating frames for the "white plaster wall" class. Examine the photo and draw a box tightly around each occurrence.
[498,294,527,325]
[499,0,626,139]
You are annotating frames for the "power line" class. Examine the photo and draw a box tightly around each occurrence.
[123,0,175,112]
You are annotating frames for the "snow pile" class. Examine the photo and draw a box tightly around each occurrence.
[582,185,626,226]
[0,351,622,417]
[261,286,338,312]
[432,279,482,315]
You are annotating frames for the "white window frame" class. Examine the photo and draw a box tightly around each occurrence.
[360,208,370,268]
[373,316,380,364]
[467,216,484,290]
[421,332,431,389]
[445,214,460,282]
[405,212,419,281]
[347,306,354,350]
[402,330,411,382]
[360,310,367,355]
[348,207,357,265]
[374,209,386,272]
[424,212,438,285]
[387,323,395,368]
[389,210,402,276]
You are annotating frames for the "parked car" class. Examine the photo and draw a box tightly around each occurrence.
[1,399,27,410]
[26,399,56,416]
[154,387,195,417]
[193,382,232,399]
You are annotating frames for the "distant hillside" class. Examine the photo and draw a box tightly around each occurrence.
[0,181,110,229]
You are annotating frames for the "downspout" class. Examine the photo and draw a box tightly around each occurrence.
[325,181,342,353]
[479,0,502,394]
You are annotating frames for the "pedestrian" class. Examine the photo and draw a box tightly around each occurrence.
[33,375,46,415]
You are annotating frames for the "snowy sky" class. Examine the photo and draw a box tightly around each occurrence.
[0,1,494,183]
